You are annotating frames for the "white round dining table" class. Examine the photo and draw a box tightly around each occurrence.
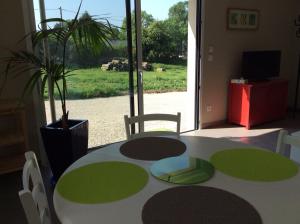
[53,135,300,224]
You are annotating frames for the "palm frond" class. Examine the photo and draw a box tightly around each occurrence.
[1,0,114,128]
[20,69,44,100]
[67,10,114,55]
[40,74,48,98]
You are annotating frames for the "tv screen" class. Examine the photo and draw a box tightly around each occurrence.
[241,50,281,80]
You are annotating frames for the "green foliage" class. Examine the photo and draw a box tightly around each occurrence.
[142,0,189,63]
[119,10,154,40]
[46,64,187,99]
[42,1,188,70]
[142,21,175,62]
[166,1,188,55]
[1,1,114,127]
[118,1,188,63]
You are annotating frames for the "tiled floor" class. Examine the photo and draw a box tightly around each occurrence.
[1,114,300,224]
[190,114,300,152]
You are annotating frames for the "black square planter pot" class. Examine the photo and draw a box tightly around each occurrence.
[40,119,88,182]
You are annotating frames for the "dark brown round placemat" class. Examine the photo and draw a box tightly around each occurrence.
[120,137,186,161]
[142,186,262,224]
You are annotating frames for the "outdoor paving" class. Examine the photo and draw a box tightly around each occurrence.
[45,92,191,147]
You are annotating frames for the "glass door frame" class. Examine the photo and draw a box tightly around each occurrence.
[134,0,145,132]
[194,0,202,130]
[36,0,138,140]
[37,0,56,122]
[125,0,137,135]
[36,0,203,140]
[133,0,202,131]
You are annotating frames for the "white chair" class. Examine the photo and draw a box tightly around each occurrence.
[276,130,300,157]
[124,113,181,140]
[19,151,51,224]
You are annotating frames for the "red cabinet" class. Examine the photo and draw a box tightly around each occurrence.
[228,79,288,129]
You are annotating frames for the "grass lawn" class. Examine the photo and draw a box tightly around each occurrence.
[52,63,187,99]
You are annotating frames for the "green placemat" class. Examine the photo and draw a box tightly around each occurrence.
[150,156,214,185]
[56,161,149,204]
[211,148,298,182]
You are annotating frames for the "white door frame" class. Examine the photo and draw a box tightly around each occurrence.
[134,0,145,131]
[134,0,202,131]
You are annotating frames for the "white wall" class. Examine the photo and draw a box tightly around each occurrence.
[200,0,297,127]
[187,0,197,129]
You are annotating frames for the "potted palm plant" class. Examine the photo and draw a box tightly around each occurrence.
[1,2,114,182]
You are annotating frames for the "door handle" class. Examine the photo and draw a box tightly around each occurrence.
[139,70,143,82]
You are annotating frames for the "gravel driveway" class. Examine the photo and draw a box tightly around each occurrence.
[45,91,191,147]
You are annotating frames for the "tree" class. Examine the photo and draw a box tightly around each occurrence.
[2,4,114,128]
[47,11,122,68]
[140,11,155,28]
[119,11,154,40]
[117,2,189,63]
[168,1,188,22]
[142,21,175,62]
[166,1,188,56]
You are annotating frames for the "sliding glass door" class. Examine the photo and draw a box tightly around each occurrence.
[34,0,200,146]
[133,0,198,132]
[34,0,136,147]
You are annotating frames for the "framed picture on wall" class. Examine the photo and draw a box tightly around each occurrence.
[227,8,259,30]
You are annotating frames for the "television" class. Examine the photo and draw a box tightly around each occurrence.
[241,50,281,80]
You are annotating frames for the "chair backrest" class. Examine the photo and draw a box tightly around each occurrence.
[19,151,51,224]
[124,113,181,140]
[276,130,300,155]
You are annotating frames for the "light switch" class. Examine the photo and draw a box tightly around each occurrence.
[208,46,214,53]
[208,54,213,62]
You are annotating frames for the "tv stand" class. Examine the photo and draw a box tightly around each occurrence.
[247,79,270,82]
[228,79,288,129]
